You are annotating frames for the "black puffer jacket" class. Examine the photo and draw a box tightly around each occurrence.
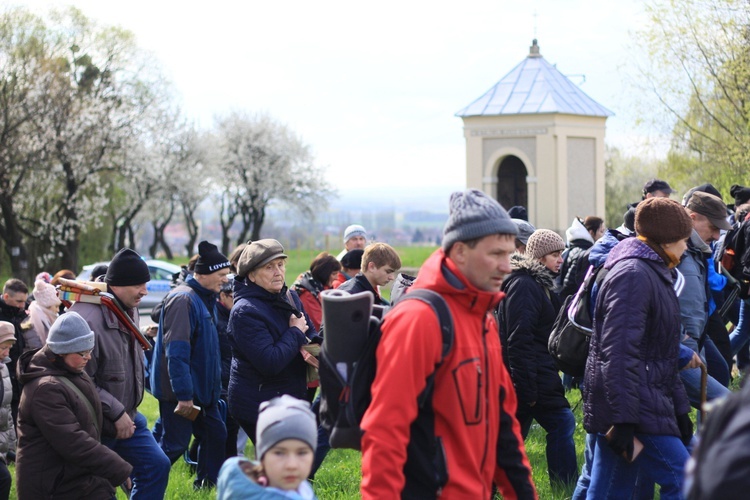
[583,237,690,436]
[499,254,569,410]
[560,241,594,299]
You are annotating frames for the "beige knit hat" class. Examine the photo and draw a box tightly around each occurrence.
[33,279,61,309]
[526,229,565,260]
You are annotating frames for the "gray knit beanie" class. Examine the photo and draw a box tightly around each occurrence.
[442,189,517,251]
[525,229,566,260]
[256,395,317,460]
[47,312,95,355]
[512,219,536,246]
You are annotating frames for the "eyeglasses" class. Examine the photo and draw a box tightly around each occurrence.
[76,349,94,358]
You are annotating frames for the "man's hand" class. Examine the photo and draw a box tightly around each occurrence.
[175,400,195,418]
[114,413,136,440]
[681,352,704,371]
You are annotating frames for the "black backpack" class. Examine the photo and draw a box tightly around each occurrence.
[547,264,606,377]
[717,219,750,299]
[318,288,453,450]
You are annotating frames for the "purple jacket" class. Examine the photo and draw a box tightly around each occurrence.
[583,237,690,436]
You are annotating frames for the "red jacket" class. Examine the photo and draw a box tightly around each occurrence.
[361,249,536,499]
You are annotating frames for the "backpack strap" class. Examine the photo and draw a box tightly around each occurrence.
[56,375,100,437]
[397,289,454,408]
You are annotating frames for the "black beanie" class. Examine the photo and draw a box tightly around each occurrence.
[194,241,230,275]
[106,248,151,286]
[731,184,750,207]
[340,249,364,270]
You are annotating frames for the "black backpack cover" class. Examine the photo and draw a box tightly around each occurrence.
[687,381,750,499]
[318,288,453,450]
[547,265,604,377]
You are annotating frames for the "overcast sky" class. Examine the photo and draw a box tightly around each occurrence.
[15,0,650,192]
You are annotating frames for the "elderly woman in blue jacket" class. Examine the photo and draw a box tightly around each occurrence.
[228,239,319,446]
[583,198,694,499]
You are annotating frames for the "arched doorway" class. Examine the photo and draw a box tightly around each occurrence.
[496,155,528,211]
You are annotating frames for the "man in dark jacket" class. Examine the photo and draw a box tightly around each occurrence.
[0,278,27,423]
[679,191,732,403]
[151,241,230,489]
[72,248,171,499]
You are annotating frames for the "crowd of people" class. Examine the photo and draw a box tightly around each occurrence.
[0,180,748,498]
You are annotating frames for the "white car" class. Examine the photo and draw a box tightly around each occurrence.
[77,259,182,311]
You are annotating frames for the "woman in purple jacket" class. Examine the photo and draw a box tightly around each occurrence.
[583,198,695,499]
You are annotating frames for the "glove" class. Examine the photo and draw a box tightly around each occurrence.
[606,423,636,461]
[677,413,693,446]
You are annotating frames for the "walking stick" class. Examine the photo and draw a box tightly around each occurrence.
[699,363,707,425]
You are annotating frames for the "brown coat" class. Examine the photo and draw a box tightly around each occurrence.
[70,300,145,422]
[15,346,132,499]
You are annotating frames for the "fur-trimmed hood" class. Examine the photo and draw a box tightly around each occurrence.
[509,253,557,290]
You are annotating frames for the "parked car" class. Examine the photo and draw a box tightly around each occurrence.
[77,259,182,311]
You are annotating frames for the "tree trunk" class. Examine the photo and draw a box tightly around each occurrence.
[250,207,266,241]
[0,195,31,283]
[182,201,199,257]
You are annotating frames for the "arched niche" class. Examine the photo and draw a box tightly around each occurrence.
[496,155,528,211]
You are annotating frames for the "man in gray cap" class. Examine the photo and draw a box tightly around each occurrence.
[677,190,732,413]
[360,189,535,499]
[71,247,171,499]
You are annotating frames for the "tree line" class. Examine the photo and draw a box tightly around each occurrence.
[0,7,331,283]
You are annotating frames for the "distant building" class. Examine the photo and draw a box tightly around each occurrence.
[456,39,612,233]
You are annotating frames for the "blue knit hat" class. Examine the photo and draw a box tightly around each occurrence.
[47,312,95,355]
[442,189,517,251]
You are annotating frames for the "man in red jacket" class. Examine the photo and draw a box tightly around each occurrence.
[361,189,537,499]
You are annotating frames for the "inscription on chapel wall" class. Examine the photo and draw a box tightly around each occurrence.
[470,127,548,137]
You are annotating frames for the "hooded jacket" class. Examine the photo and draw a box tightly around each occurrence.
[361,249,536,500]
[500,254,569,410]
[16,346,132,499]
[227,278,317,426]
[583,237,691,435]
[560,218,596,298]
[217,457,317,500]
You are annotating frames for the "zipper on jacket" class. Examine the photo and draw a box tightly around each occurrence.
[475,364,482,421]
[480,314,491,481]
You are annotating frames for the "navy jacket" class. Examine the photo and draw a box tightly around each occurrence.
[583,238,690,436]
[227,277,316,425]
[216,301,232,396]
[151,276,222,406]
[337,273,389,306]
